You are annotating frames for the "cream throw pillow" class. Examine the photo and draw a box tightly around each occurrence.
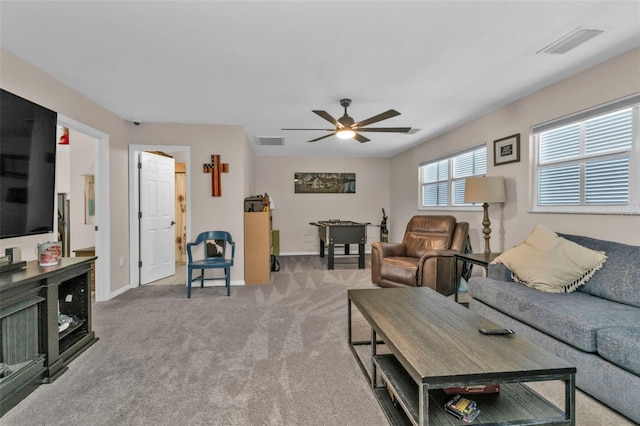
[492,225,607,293]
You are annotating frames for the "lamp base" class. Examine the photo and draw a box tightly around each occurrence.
[482,202,492,254]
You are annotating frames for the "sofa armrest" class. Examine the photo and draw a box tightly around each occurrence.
[488,263,513,282]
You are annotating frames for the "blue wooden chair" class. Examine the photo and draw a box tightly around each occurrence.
[186,231,235,298]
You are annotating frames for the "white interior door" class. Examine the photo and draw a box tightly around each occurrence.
[139,151,176,284]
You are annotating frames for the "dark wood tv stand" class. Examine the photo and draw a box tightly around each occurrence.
[0,257,99,416]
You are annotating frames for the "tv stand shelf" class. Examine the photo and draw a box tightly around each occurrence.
[0,257,99,416]
[59,319,87,340]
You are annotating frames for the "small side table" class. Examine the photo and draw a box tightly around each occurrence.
[454,252,501,303]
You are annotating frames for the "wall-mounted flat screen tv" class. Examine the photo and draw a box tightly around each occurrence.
[0,89,57,239]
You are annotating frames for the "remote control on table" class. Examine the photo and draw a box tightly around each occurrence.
[479,328,515,335]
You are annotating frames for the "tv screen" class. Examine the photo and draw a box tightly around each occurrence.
[0,89,57,239]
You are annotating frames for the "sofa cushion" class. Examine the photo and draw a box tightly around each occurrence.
[561,234,640,308]
[493,225,606,293]
[597,327,640,376]
[468,276,640,352]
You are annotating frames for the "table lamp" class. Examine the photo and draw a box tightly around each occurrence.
[464,176,506,253]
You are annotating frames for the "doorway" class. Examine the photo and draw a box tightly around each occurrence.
[57,114,110,302]
[56,126,97,257]
[128,145,191,288]
[138,151,176,284]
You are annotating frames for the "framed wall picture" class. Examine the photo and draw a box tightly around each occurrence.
[294,172,356,193]
[84,174,95,224]
[493,133,520,166]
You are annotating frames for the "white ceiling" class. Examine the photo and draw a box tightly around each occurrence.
[1,1,639,158]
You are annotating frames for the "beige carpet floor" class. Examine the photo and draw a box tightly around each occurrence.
[3,255,634,425]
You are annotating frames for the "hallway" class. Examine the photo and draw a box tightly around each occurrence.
[145,262,186,286]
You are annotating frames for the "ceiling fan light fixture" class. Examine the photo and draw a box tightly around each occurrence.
[283,99,410,143]
[336,129,356,139]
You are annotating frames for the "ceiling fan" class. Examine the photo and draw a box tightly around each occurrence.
[282,98,411,143]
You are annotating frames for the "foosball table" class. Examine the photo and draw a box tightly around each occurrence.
[309,220,370,270]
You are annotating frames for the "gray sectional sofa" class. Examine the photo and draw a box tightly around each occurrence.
[468,233,640,423]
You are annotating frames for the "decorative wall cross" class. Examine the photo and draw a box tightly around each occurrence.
[203,154,229,196]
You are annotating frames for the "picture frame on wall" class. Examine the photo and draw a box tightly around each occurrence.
[294,172,356,193]
[84,174,95,224]
[493,133,520,166]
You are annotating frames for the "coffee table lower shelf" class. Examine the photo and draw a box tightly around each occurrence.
[374,354,570,426]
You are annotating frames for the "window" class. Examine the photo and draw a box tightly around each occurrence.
[532,94,640,214]
[419,145,487,209]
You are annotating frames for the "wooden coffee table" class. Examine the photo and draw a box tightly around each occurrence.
[348,288,576,425]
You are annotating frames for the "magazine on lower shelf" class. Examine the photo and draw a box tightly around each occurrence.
[445,394,480,423]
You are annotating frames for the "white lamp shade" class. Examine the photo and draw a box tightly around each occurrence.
[464,176,506,203]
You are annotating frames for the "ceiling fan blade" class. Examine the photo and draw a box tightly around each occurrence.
[281,128,335,131]
[308,132,337,143]
[313,110,341,127]
[353,109,400,128]
[354,133,370,143]
[356,127,412,133]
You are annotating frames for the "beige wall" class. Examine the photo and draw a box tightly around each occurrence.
[2,45,638,299]
[390,48,640,251]
[127,122,250,283]
[243,130,257,197]
[0,48,131,294]
[0,48,253,295]
[50,130,96,255]
[68,129,96,253]
[255,157,390,253]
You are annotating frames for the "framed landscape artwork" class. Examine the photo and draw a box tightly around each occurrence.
[294,172,356,193]
[494,133,521,166]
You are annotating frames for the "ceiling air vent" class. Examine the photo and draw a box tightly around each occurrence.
[256,136,284,146]
[537,27,603,55]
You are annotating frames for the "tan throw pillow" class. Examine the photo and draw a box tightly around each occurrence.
[492,225,607,293]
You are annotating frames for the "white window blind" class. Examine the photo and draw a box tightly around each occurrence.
[419,146,486,209]
[421,159,448,206]
[532,93,639,214]
[453,149,487,205]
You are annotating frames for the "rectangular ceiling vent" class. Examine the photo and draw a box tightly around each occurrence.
[256,136,285,146]
[538,27,604,55]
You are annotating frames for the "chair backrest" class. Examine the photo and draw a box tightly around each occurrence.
[451,222,470,253]
[402,215,457,258]
[188,231,234,262]
[452,222,472,283]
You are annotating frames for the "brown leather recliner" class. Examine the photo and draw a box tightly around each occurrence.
[371,215,469,296]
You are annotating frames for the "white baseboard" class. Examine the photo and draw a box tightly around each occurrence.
[279,250,372,256]
[108,283,132,300]
[186,280,244,287]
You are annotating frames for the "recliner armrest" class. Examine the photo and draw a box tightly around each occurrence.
[371,241,406,258]
[418,249,456,260]
[418,250,457,294]
[417,249,456,270]
[371,242,407,285]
